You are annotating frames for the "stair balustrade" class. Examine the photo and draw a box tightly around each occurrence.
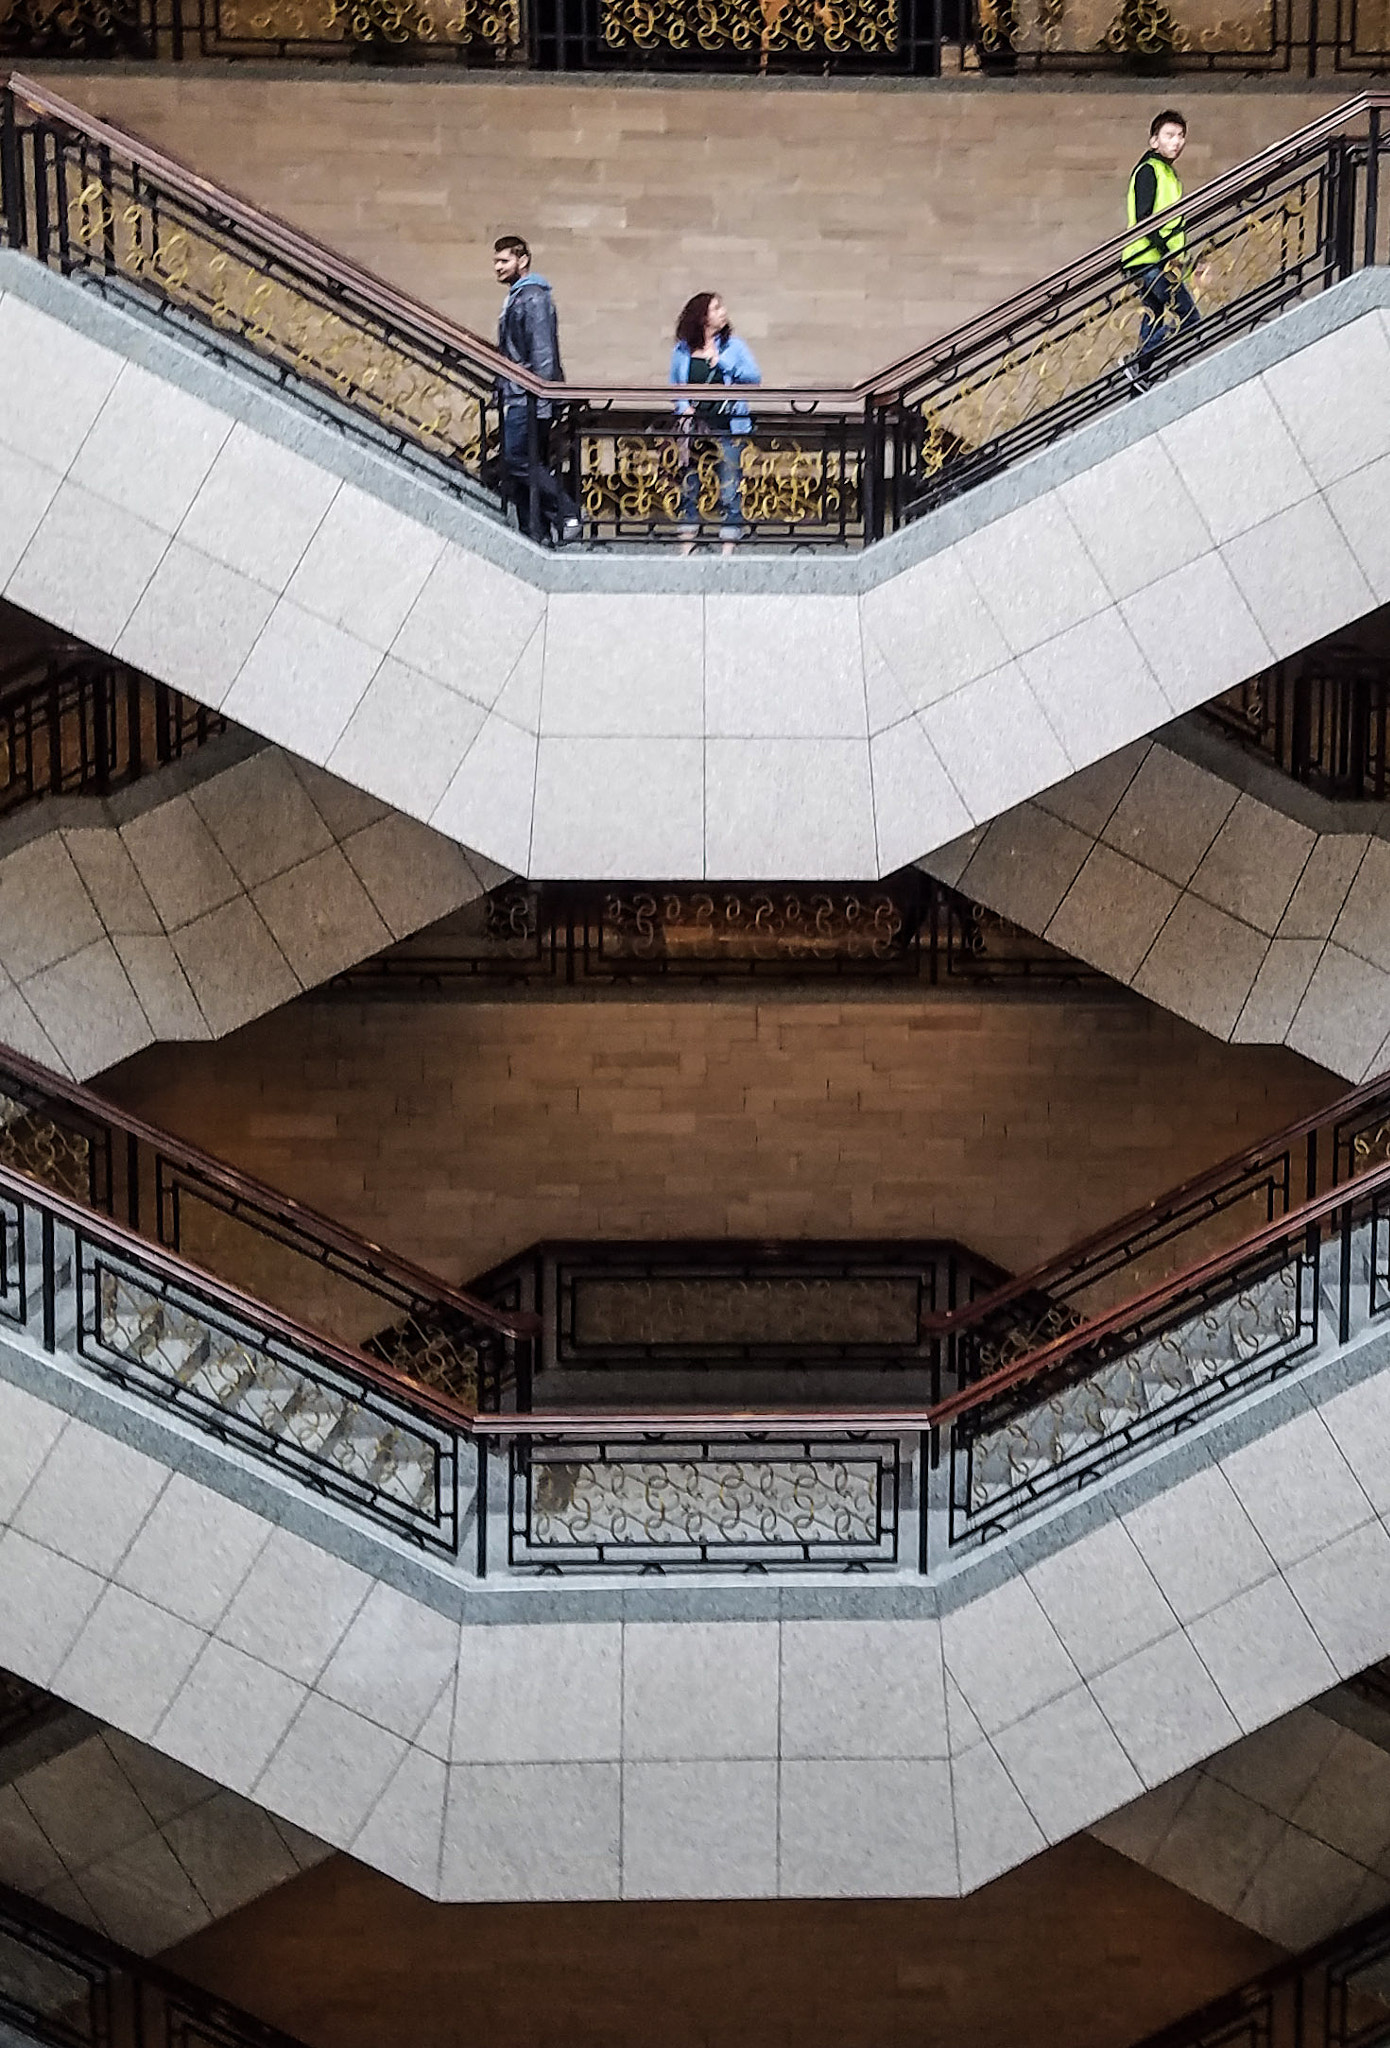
[3,78,1387,548]
[1131,1898,1390,2047]
[0,1041,1388,1575]
[0,1878,306,2048]
[0,644,223,816]
[1207,654,1390,803]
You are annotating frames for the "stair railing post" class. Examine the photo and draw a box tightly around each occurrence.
[861,396,884,545]
[1366,104,1384,266]
[40,1209,56,1354]
[475,1435,489,1578]
[0,91,26,251]
[526,391,541,549]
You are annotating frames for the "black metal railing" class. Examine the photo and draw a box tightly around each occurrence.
[0,645,223,816]
[937,1057,1390,1405]
[1,0,1377,75]
[2,1032,1390,1574]
[1207,651,1390,801]
[474,1160,1390,1568]
[0,1878,309,2048]
[3,78,1388,549]
[1131,1899,1390,2048]
[328,874,1102,994]
[468,1237,1010,1408]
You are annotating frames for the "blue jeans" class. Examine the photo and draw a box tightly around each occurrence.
[680,432,745,540]
[501,404,578,541]
[1133,263,1199,372]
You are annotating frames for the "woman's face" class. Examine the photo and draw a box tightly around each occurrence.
[706,296,727,340]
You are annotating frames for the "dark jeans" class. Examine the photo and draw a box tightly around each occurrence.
[502,405,579,541]
[1132,262,1199,372]
[680,432,745,539]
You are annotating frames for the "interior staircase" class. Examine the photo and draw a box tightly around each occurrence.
[3,82,1390,883]
[0,1037,1378,1895]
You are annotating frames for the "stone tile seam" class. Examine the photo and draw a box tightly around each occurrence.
[971,761,1390,1066]
[116,1493,278,1647]
[10,473,173,657]
[19,313,1390,888]
[88,1731,225,1923]
[15,1449,1358,1778]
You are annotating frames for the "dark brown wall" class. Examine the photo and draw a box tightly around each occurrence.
[104,990,1337,1291]
[167,1835,1279,2048]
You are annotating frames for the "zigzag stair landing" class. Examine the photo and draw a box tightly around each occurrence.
[0,1042,1387,1899]
[4,85,1390,882]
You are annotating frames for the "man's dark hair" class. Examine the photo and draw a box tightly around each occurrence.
[1150,109,1187,136]
[494,234,531,263]
[675,291,732,351]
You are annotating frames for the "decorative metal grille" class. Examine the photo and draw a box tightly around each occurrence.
[896,151,1335,518]
[1205,646,1390,801]
[0,0,154,56]
[189,0,520,62]
[4,81,1385,546]
[951,1242,1320,1546]
[0,649,223,818]
[80,1247,458,1551]
[510,1433,904,1568]
[329,875,1100,992]
[0,1041,526,1422]
[0,1881,310,2048]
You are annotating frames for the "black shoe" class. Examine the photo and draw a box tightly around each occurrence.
[1122,360,1153,395]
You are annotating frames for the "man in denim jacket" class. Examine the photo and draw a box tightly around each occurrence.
[493,235,582,545]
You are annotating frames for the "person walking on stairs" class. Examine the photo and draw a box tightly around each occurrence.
[670,291,762,555]
[1123,110,1199,392]
[492,235,583,545]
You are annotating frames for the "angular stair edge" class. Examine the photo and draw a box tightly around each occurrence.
[919,727,1390,1083]
[7,250,1390,883]
[0,736,505,1080]
[0,1717,329,1954]
[6,1245,1390,1903]
[1092,1699,1390,1952]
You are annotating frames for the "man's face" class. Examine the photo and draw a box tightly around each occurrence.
[493,247,528,286]
[1153,122,1187,163]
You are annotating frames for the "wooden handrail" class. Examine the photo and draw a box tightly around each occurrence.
[924,1168,1371,1429]
[1,1052,1380,1450]
[471,1158,1390,1438]
[0,1149,477,1432]
[866,89,1390,394]
[0,1040,536,1340]
[922,1066,1390,1338]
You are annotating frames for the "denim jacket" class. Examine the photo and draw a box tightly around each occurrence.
[669,334,762,435]
[498,274,564,420]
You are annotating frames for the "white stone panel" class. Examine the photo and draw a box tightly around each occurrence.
[70,363,231,536]
[622,1761,778,1899]
[543,594,704,737]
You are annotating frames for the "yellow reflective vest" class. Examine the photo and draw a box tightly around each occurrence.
[1123,151,1185,270]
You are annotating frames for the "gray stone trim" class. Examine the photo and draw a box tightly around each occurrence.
[5,251,1386,600]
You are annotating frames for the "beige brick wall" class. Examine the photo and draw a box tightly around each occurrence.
[103,991,1337,1290]
[39,75,1345,385]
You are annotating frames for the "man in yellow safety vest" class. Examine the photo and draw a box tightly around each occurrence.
[1122,110,1199,392]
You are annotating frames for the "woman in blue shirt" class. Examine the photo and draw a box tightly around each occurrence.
[670,293,762,555]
